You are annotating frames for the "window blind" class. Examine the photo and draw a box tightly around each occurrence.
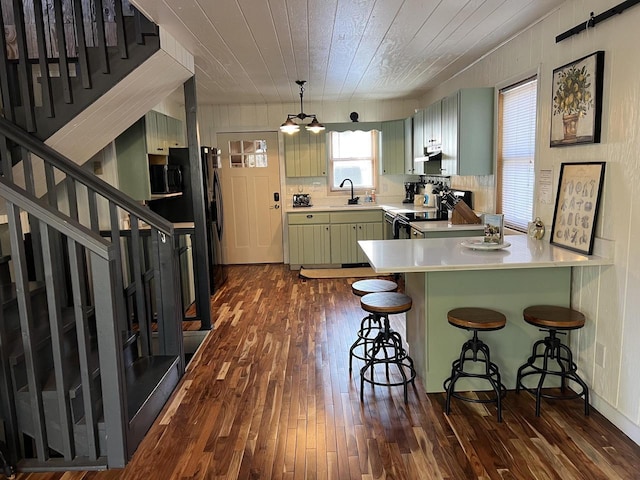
[499,78,537,231]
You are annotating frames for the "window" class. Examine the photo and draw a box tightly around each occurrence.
[498,77,537,231]
[228,140,267,168]
[328,130,378,191]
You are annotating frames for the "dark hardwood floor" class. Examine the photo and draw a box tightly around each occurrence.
[12,264,640,479]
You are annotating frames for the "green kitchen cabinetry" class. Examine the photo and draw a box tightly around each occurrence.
[144,110,185,155]
[115,111,185,201]
[441,88,494,176]
[411,108,424,175]
[404,117,413,175]
[329,210,383,265]
[284,129,326,177]
[380,119,405,175]
[115,117,151,201]
[413,100,444,175]
[288,212,331,265]
[287,209,383,267]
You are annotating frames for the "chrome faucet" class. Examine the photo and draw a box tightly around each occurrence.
[339,178,359,204]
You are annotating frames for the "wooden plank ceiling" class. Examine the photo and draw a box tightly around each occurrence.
[130,0,561,105]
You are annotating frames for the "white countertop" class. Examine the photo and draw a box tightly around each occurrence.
[358,234,612,274]
[284,202,430,213]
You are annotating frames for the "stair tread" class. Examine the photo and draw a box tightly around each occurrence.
[15,337,100,396]
[126,355,179,420]
[8,306,95,365]
[0,281,45,309]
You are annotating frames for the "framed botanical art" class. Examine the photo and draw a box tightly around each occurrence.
[550,162,605,255]
[550,51,604,147]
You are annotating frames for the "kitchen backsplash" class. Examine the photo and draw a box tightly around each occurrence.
[285,172,495,212]
[284,174,413,206]
[450,174,495,213]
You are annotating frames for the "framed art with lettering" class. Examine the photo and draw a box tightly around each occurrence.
[550,162,605,254]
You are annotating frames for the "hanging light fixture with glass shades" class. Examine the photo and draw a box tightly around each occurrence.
[280,80,325,134]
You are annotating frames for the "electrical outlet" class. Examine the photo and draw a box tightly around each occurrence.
[595,342,605,367]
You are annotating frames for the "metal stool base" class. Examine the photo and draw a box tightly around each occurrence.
[349,314,382,371]
[516,330,589,416]
[359,314,416,403]
[443,331,506,422]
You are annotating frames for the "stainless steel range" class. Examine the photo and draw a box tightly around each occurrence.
[384,209,449,239]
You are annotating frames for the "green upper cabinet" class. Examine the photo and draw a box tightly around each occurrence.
[413,100,444,176]
[440,88,494,176]
[144,110,185,155]
[423,99,443,175]
[411,108,425,175]
[404,117,413,175]
[284,129,327,177]
[380,119,405,175]
[115,111,185,201]
[166,116,185,149]
[115,118,151,201]
[424,99,442,149]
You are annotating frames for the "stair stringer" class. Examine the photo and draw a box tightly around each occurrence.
[12,28,195,199]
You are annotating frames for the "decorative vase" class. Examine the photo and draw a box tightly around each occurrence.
[562,113,579,141]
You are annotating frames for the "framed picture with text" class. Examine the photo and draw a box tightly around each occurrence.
[550,162,605,255]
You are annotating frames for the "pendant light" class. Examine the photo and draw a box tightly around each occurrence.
[280,80,325,134]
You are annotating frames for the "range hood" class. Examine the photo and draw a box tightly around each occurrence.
[414,144,442,162]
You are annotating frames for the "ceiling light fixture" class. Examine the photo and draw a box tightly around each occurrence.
[280,80,325,134]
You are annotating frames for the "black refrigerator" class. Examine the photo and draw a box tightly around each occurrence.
[150,146,227,294]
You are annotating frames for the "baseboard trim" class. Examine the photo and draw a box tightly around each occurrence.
[590,391,640,446]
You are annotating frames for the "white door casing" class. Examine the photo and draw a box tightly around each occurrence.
[217,132,283,264]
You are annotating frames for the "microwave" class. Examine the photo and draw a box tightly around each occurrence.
[149,164,182,194]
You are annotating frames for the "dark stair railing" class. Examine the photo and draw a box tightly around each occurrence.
[0,0,160,140]
[0,1,184,472]
[0,116,184,472]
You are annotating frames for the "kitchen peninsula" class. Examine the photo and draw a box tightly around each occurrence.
[358,234,612,392]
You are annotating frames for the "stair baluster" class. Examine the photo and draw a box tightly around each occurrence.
[40,224,75,461]
[12,0,36,132]
[52,1,73,104]
[114,0,128,59]
[0,8,14,122]
[72,0,91,89]
[33,0,54,117]
[94,0,110,74]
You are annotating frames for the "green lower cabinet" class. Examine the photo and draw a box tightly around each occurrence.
[356,222,383,263]
[288,210,382,267]
[288,224,331,265]
[330,224,358,264]
[330,222,383,264]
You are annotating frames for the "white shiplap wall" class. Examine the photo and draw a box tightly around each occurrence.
[419,0,640,443]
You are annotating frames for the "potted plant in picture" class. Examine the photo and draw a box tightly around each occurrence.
[553,64,592,141]
[550,51,604,147]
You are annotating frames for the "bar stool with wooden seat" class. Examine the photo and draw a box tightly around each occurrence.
[443,307,507,422]
[516,305,590,416]
[359,292,416,403]
[349,279,398,371]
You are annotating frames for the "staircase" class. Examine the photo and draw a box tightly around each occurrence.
[0,0,187,473]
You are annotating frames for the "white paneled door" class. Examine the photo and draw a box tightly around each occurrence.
[217,132,283,264]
